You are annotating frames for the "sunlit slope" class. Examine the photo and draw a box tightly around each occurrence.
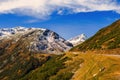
[71,20,120,52]
[19,52,120,80]
[70,52,120,80]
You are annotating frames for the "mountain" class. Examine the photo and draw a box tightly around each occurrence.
[71,20,120,52]
[68,34,87,46]
[0,27,73,54]
[0,26,73,80]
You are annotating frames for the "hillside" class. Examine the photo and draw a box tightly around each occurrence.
[71,20,120,52]
[0,50,120,80]
[0,48,51,80]
[68,52,120,80]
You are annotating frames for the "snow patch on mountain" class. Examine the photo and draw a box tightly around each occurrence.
[0,26,46,39]
[68,34,87,46]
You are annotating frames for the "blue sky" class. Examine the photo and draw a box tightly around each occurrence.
[0,0,120,39]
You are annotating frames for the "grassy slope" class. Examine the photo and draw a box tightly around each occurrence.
[0,52,50,80]
[18,52,120,80]
[71,20,120,52]
[0,39,51,80]
[66,52,120,80]
[20,54,77,80]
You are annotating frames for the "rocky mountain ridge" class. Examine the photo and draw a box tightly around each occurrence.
[0,27,73,54]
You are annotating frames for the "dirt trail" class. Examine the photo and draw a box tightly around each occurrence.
[100,54,120,58]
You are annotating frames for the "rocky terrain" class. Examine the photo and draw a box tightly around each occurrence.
[0,27,73,54]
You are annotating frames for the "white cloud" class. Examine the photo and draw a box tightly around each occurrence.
[0,0,120,19]
[25,19,39,23]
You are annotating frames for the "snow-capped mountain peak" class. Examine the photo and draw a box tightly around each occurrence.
[68,34,87,46]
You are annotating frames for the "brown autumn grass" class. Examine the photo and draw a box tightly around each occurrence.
[64,52,120,80]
